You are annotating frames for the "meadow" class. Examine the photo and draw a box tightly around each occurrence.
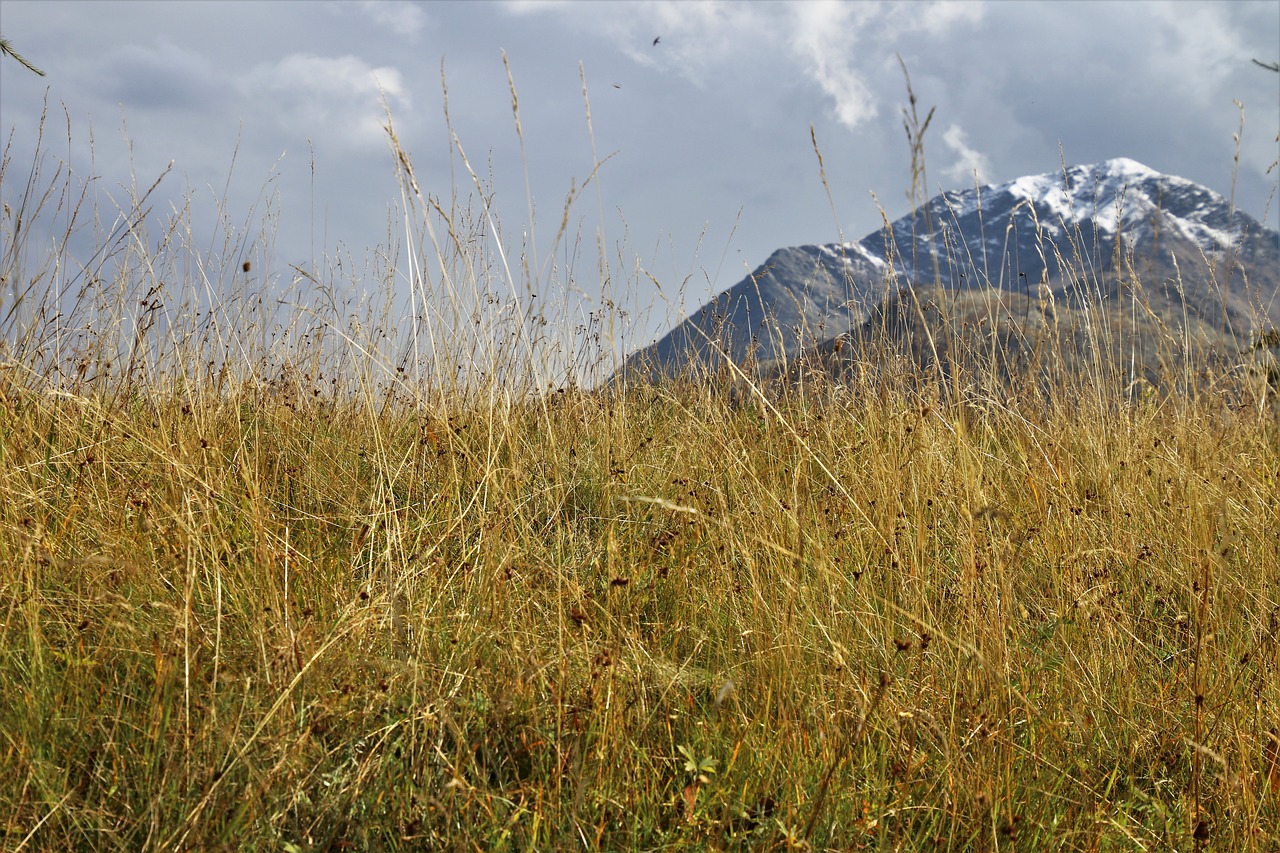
[2,94,1278,851]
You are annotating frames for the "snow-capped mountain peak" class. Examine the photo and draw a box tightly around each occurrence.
[621,160,1279,379]
[860,158,1266,286]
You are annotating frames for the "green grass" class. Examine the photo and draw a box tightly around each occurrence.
[2,91,1279,851]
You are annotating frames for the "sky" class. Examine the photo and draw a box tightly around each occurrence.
[2,0,1278,357]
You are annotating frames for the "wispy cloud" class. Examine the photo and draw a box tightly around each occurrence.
[356,0,429,40]
[501,0,575,14]
[896,0,985,37]
[788,2,880,129]
[510,0,984,131]
[941,123,991,185]
[783,1,983,130]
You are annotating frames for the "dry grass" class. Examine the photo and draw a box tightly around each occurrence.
[2,85,1279,852]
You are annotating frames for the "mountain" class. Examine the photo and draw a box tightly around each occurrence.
[620,158,1280,385]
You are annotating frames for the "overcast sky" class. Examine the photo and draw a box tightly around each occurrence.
[2,0,1278,352]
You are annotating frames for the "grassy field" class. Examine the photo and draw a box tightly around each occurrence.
[3,104,1279,851]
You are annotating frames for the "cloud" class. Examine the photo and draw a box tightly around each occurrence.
[1145,2,1250,106]
[501,0,574,13]
[240,54,409,152]
[896,0,985,37]
[788,2,880,129]
[357,0,429,39]
[941,123,991,185]
[786,1,984,131]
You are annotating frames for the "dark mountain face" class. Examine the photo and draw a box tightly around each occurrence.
[621,158,1279,384]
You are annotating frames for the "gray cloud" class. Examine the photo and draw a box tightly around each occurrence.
[97,40,225,111]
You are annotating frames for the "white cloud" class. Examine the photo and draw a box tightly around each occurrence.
[941,123,991,185]
[501,0,574,13]
[240,54,409,152]
[893,0,985,37]
[357,0,429,39]
[788,2,881,129]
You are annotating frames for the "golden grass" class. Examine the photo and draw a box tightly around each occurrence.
[3,365,1277,849]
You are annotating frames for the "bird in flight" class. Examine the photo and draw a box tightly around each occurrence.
[652,36,661,46]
